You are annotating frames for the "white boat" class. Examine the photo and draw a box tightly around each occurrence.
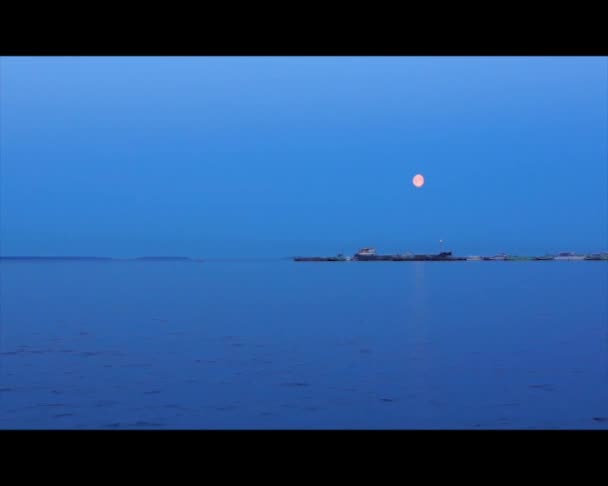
[466,256,482,261]
[483,253,508,261]
[356,247,377,257]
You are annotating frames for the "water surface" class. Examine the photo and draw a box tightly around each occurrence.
[1,260,606,429]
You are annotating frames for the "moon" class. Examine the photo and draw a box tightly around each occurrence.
[412,174,425,188]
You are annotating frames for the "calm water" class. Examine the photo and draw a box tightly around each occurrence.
[1,260,607,429]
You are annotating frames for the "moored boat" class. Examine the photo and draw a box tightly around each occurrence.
[482,253,508,261]
[294,254,348,262]
[584,254,602,261]
[554,252,585,261]
[352,248,465,261]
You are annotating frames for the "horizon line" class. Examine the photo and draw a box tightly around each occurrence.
[1,250,607,261]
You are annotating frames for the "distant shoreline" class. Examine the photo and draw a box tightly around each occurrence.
[1,253,607,262]
[0,256,289,262]
[0,256,204,262]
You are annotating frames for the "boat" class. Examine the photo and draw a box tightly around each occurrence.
[350,248,398,261]
[505,255,533,261]
[534,255,554,261]
[482,253,508,261]
[353,248,378,259]
[413,252,465,261]
[352,248,465,261]
[293,254,348,262]
[554,252,585,261]
[466,256,482,261]
[584,254,602,261]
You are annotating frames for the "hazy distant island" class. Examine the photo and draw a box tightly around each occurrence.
[0,256,204,262]
[0,256,115,261]
[133,256,198,261]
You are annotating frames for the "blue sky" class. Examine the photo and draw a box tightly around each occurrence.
[1,56,606,257]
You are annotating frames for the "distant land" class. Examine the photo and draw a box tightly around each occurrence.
[0,256,294,262]
[1,251,607,263]
[0,256,204,262]
[0,256,294,261]
[133,256,197,261]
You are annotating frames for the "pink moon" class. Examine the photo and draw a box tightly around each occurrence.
[413,174,425,188]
